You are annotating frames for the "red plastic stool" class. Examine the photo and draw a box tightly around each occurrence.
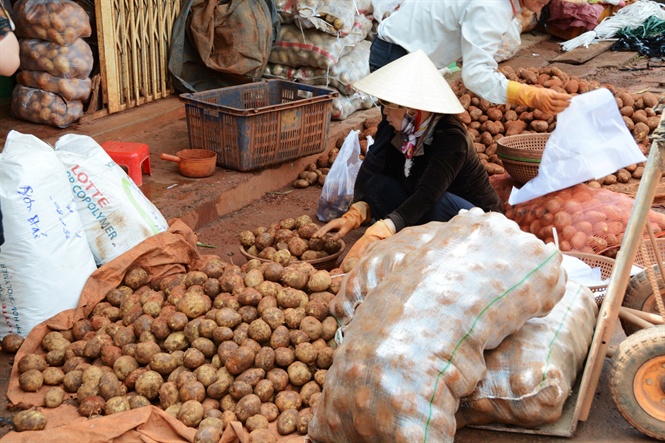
[101,141,151,186]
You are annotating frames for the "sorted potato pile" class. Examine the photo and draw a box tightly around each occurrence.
[456,280,598,429]
[11,0,93,128]
[310,209,567,442]
[239,215,344,263]
[453,65,659,184]
[490,174,665,257]
[11,257,341,440]
[293,120,377,190]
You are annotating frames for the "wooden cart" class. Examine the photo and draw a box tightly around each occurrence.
[478,112,665,439]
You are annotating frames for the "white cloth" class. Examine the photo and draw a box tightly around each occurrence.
[378,0,520,104]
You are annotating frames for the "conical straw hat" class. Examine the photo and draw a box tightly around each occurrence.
[353,49,464,114]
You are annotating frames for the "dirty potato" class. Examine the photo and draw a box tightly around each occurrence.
[13,409,47,431]
[2,334,24,353]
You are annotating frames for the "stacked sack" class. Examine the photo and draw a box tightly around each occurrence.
[11,0,94,128]
[265,0,393,120]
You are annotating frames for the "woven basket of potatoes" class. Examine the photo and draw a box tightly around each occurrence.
[238,215,345,271]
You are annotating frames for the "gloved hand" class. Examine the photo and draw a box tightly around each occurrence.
[507,81,572,115]
[313,202,371,240]
[342,219,396,264]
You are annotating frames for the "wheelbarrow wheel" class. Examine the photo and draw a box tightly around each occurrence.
[621,267,663,336]
[609,324,665,441]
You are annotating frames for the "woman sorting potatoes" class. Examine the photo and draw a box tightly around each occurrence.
[313,50,503,262]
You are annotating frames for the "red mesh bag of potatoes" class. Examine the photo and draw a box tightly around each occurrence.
[456,280,597,429]
[490,174,665,256]
[13,0,92,46]
[16,70,92,101]
[11,85,84,128]
[309,209,567,443]
[19,38,94,80]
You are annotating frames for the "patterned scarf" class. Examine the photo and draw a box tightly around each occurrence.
[401,110,433,177]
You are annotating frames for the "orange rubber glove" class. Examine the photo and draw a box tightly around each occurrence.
[343,219,396,263]
[313,202,371,240]
[507,81,572,115]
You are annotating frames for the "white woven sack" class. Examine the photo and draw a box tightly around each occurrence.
[54,134,168,265]
[0,130,96,337]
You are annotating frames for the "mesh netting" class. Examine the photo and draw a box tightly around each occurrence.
[490,174,665,257]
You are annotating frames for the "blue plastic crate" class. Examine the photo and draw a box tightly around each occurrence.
[180,80,337,172]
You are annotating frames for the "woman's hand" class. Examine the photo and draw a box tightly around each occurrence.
[342,219,396,263]
[312,202,371,240]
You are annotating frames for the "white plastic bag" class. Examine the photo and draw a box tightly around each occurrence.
[0,130,97,338]
[54,134,169,265]
[316,129,363,221]
[509,88,647,205]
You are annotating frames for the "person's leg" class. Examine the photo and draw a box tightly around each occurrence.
[362,174,409,220]
[368,37,409,73]
[422,193,475,223]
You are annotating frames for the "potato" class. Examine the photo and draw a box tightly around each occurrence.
[287,361,312,386]
[262,263,285,283]
[192,337,217,358]
[295,342,318,365]
[297,408,313,434]
[195,364,219,387]
[225,346,256,375]
[306,270,331,293]
[18,353,48,373]
[316,347,334,369]
[164,331,189,352]
[180,381,206,403]
[124,267,149,289]
[177,292,208,319]
[128,395,151,409]
[283,307,306,329]
[260,402,280,422]
[270,325,291,349]
[63,369,84,393]
[239,230,256,248]
[277,287,308,309]
[99,373,125,401]
[300,316,323,341]
[249,428,277,443]
[105,396,131,415]
[13,409,47,431]
[229,380,253,400]
[19,369,43,392]
[267,368,289,392]
[215,308,243,328]
[194,426,223,443]
[135,370,164,400]
[274,347,295,367]
[246,414,269,432]
[238,288,263,307]
[41,367,64,386]
[276,408,299,435]
[44,386,66,408]
[235,394,262,423]
[178,399,204,427]
[2,334,25,353]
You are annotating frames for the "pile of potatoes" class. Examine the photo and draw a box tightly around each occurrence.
[293,120,377,189]
[11,256,344,441]
[453,65,661,185]
[239,215,343,264]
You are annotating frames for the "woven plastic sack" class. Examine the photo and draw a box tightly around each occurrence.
[16,70,92,101]
[54,134,169,265]
[275,0,297,23]
[311,209,567,442]
[264,41,370,96]
[19,38,94,79]
[269,17,372,70]
[13,0,91,46]
[456,280,598,428]
[11,85,84,128]
[295,0,372,36]
[491,174,665,257]
[316,130,362,221]
[0,130,96,338]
